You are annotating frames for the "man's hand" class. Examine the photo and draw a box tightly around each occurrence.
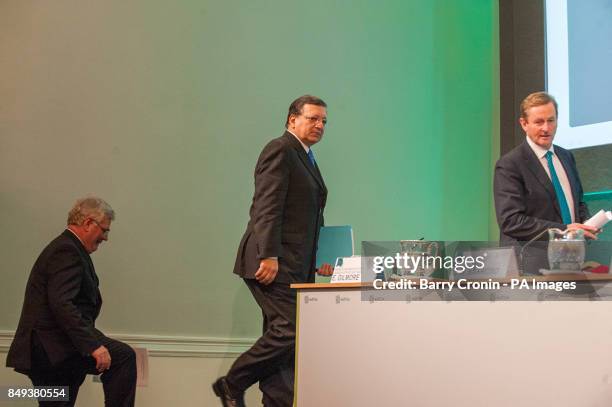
[255,258,278,285]
[567,223,600,240]
[92,345,111,372]
[317,263,334,276]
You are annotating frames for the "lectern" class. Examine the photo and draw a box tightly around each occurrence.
[292,276,612,406]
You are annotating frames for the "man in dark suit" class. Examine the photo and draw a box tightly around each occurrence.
[6,196,136,407]
[213,95,333,407]
[494,92,598,271]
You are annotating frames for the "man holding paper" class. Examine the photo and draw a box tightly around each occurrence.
[494,92,599,246]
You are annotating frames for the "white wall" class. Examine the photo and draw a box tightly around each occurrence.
[0,332,263,406]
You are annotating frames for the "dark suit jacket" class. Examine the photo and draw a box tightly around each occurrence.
[494,140,589,243]
[233,131,327,284]
[7,230,103,372]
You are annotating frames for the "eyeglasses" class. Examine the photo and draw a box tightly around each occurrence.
[302,115,327,126]
[91,219,111,236]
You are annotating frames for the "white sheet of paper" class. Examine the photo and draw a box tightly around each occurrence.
[584,209,612,229]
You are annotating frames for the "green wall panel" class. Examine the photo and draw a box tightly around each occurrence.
[0,0,499,337]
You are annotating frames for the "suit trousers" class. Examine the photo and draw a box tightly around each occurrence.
[227,278,297,407]
[27,332,137,407]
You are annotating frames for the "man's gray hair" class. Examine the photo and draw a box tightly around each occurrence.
[67,196,115,226]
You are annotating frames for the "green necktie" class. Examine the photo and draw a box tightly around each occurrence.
[545,151,572,225]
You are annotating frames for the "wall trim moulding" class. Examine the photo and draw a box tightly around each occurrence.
[0,330,256,358]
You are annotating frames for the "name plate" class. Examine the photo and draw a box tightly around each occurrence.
[330,256,361,283]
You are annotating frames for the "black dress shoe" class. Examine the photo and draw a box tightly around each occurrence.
[212,377,245,407]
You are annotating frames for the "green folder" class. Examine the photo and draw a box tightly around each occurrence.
[316,225,354,269]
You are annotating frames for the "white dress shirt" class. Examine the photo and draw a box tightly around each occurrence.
[287,130,310,153]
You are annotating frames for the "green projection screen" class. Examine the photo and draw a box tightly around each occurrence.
[0,1,498,338]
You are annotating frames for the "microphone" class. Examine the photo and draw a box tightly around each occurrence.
[518,228,564,275]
